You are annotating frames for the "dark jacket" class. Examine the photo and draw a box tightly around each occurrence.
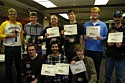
[106,25,125,59]
[22,54,45,82]
[72,56,97,83]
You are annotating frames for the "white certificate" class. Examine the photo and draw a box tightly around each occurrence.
[64,24,77,35]
[107,32,123,42]
[47,27,60,38]
[86,26,100,37]
[55,63,69,75]
[70,60,86,75]
[41,64,55,76]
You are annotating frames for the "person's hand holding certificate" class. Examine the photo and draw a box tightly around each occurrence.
[47,27,60,38]
[86,26,100,37]
[55,63,69,75]
[64,24,77,35]
[41,64,55,76]
[70,60,86,75]
[107,32,123,42]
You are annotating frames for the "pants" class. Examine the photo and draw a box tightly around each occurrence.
[5,46,22,83]
[105,57,125,83]
[85,50,103,83]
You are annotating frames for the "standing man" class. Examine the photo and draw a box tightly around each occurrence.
[105,11,125,83]
[24,11,43,55]
[22,44,45,83]
[43,15,64,56]
[62,9,83,63]
[46,40,68,83]
[84,7,108,83]
[0,8,24,83]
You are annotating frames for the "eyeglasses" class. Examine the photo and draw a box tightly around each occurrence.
[28,49,35,51]
[9,14,16,16]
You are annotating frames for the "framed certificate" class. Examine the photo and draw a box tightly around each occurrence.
[64,24,77,35]
[86,26,100,37]
[70,60,86,75]
[47,27,60,38]
[41,64,55,76]
[107,32,123,42]
[55,63,69,75]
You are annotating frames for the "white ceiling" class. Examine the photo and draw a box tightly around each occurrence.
[0,0,125,24]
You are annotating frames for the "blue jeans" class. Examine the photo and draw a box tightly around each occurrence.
[5,46,22,83]
[105,57,125,83]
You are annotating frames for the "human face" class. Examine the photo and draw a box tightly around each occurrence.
[28,46,36,57]
[50,16,58,26]
[91,10,100,20]
[8,12,17,21]
[113,17,122,24]
[76,49,84,58]
[30,16,38,24]
[68,12,76,21]
[51,44,59,54]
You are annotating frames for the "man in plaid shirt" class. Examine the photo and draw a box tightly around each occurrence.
[46,40,68,83]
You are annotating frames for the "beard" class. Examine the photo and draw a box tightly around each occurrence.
[115,20,120,24]
[52,50,58,54]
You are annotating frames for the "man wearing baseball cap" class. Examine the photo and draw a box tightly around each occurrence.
[105,10,125,83]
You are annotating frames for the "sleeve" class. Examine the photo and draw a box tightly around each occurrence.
[78,23,84,35]
[19,23,25,44]
[87,58,97,83]
[0,22,7,40]
[102,23,108,41]
[36,56,46,82]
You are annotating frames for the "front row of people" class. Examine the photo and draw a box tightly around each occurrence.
[22,41,97,83]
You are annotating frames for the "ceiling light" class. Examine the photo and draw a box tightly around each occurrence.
[33,0,57,8]
[94,0,109,5]
[59,13,69,19]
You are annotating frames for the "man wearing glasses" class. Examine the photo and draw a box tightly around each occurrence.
[0,8,24,83]
[22,44,45,83]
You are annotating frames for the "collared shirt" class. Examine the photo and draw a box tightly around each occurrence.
[46,53,68,83]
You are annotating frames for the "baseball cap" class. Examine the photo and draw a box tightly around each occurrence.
[113,11,123,17]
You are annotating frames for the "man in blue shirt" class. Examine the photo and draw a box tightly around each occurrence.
[84,7,108,83]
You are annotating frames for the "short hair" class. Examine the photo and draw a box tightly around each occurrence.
[90,7,101,14]
[8,8,17,14]
[67,9,76,14]
[27,44,36,51]
[50,15,58,20]
[29,12,38,17]
[74,43,84,51]
[49,40,60,48]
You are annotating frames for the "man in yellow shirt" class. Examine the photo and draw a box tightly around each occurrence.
[0,8,24,83]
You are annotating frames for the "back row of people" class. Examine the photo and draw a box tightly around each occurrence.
[0,6,125,83]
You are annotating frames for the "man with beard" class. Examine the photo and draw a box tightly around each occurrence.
[84,7,108,83]
[45,40,68,83]
[105,11,125,83]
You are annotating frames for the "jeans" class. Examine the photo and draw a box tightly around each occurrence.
[105,57,125,83]
[85,50,103,83]
[5,46,22,83]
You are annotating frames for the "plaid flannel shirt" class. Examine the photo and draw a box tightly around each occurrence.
[46,53,68,83]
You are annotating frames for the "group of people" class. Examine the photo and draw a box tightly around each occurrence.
[0,6,125,83]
